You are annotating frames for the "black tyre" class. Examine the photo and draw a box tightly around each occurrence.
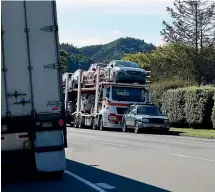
[52,171,64,180]
[78,116,82,128]
[99,117,104,131]
[134,121,140,133]
[164,128,170,133]
[74,116,78,128]
[122,119,127,132]
[37,170,64,180]
[92,118,97,130]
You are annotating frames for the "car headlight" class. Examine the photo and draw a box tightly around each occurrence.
[164,119,169,124]
[141,118,149,123]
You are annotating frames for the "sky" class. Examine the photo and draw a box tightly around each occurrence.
[56,0,173,48]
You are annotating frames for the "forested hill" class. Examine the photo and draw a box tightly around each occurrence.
[79,37,155,62]
[59,37,155,72]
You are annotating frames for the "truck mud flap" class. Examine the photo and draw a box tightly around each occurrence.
[34,129,66,172]
[34,146,66,172]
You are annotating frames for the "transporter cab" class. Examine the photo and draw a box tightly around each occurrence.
[64,66,152,130]
[98,85,152,130]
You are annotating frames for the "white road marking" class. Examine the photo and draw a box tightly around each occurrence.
[65,170,107,192]
[102,142,128,148]
[95,183,116,190]
[88,140,128,148]
[167,153,215,162]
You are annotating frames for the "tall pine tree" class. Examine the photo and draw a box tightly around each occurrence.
[161,0,215,84]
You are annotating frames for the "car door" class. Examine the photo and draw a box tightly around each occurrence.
[130,107,137,127]
[126,106,135,127]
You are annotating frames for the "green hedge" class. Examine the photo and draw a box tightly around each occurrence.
[212,95,215,129]
[161,86,215,129]
[151,80,194,108]
[162,89,187,127]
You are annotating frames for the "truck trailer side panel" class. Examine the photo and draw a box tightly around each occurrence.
[1,1,66,175]
[1,1,33,117]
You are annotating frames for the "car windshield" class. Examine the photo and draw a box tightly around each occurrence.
[137,106,163,116]
[112,87,146,102]
[115,61,139,68]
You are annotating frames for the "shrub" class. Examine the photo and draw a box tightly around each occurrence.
[162,89,187,127]
[161,86,215,129]
[183,87,215,129]
[212,95,215,129]
[151,80,195,108]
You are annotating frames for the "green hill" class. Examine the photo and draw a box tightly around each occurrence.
[59,37,155,72]
[79,37,155,62]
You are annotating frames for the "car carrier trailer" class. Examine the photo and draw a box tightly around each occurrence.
[64,67,152,130]
[1,0,67,179]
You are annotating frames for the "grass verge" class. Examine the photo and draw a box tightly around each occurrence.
[170,128,215,139]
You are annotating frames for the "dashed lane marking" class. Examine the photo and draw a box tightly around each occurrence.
[65,170,107,192]
[95,183,116,190]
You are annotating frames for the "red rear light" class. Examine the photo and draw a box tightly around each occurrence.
[108,113,121,122]
[52,107,59,111]
[58,119,64,127]
[108,113,117,121]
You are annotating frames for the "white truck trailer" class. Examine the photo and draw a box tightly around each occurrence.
[1,0,67,179]
[64,67,152,130]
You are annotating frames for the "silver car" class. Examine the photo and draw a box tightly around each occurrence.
[121,104,170,133]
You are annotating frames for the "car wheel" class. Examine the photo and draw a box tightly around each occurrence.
[164,128,170,133]
[134,121,140,133]
[122,119,127,132]
[99,117,104,131]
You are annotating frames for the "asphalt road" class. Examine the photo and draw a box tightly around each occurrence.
[2,127,215,192]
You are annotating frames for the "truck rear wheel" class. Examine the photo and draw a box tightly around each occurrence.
[92,118,97,130]
[99,117,104,131]
[52,171,64,180]
[74,117,78,128]
[37,170,64,180]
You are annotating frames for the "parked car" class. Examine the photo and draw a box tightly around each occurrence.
[104,60,147,84]
[83,63,107,85]
[121,104,170,133]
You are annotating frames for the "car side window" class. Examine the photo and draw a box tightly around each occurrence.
[129,106,135,114]
[130,108,136,115]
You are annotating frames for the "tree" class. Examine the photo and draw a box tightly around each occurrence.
[161,0,215,84]
[122,43,196,82]
[60,50,69,73]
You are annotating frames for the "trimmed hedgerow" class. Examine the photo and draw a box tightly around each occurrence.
[151,80,195,108]
[161,89,187,127]
[212,95,215,129]
[161,86,215,129]
[183,87,215,129]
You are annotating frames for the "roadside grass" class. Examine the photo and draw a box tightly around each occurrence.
[171,128,215,139]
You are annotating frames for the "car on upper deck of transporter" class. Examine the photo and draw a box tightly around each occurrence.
[121,104,170,133]
[104,60,147,84]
